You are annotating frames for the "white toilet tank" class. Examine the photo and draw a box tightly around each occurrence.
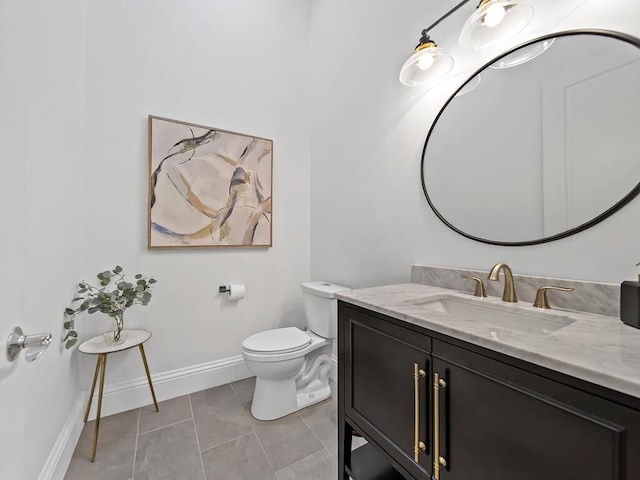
[301,281,350,339]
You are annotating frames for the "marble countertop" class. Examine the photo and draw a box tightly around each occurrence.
[336,283,640,400]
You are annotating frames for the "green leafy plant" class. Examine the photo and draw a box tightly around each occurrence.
[63,266,157,349]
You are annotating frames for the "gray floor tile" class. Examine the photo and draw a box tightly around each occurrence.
[134,419,204,480]
[279,449,338,480]
[231,376,256,404]
[191,384,252,451]
[299,396,335,416]
[275,467,298,480]
[351,436,367,450]
[65,380,340,480]
[201,432,277,480]
[64,409,139,480]
[244,402,324,471]
[299,400,337,455]
[139,395,192,434]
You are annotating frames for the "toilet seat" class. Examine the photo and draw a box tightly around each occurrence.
[242,327,311,355]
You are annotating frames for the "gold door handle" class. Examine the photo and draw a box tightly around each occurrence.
[413,363,427,462]
[433,372,447,479]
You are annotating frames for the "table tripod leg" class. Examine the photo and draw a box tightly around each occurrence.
[91,353,107,463]
[84,355,103,423]
[139,344,159,412]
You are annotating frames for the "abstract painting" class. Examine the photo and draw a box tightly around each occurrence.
[148,116,272,248]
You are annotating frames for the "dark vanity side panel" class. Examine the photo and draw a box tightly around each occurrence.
[433,339,640,480]
[342,304,432,479]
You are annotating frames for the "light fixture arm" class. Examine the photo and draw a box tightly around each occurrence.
[423,0,473,34]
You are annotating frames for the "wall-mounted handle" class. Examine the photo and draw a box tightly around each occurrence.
[433,372,447,480]
[7,327,52,362]
[413,363,427,462]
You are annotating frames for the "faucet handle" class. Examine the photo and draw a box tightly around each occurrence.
[461,275,487,298]
[533,285,575,309]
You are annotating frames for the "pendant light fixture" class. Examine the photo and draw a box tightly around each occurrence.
[399,30,454,86]
[399,0,471,87]
[399,0,534,86]
[458,0,534,51]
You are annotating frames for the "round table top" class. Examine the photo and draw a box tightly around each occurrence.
[78,329,152,354]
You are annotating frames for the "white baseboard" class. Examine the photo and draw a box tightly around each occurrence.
[39,354,251,480]
[37,393,87,480]
[85,354,251,420]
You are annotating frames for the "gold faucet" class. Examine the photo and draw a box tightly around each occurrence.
[487,263,518,303]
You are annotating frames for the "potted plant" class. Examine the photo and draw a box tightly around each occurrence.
[64,266,157,348]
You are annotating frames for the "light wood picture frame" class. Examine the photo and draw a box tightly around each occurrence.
[148,115,273,249]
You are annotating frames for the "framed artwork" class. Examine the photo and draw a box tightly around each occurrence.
[148,115,273,248]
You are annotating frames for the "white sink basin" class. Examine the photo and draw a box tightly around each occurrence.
[404,294,576,337]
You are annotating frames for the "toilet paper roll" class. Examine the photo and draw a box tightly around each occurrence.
[227,284,246,301]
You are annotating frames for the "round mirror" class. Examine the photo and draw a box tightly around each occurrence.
[422,30,640,246]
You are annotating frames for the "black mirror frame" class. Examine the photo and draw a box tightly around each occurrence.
[421,29,640,246]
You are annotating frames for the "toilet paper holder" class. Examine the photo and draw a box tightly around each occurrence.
[219,284,246,300]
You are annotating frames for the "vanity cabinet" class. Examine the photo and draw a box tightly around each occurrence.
[341,306,432,479]
[338,302,640,480]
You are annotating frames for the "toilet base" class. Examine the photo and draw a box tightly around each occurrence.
[250,377,331,421]
[296,379,331,411]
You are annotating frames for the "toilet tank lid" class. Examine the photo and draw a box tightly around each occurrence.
[301,281,350,298]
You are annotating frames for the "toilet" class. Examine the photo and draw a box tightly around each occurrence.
[241,281,349,420]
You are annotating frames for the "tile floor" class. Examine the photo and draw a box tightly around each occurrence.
[64,377,341,480]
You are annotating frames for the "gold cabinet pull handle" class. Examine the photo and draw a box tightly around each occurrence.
[433,372,447,479]
[413,363,427,462]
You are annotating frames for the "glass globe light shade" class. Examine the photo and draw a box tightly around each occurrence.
[399,44,454,87]
[458,0,534,51]
[455,74,482,97]
[489,38,554,69]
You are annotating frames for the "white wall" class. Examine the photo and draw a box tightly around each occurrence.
[310,0,640,287]
[2,0,312,477]
[80,0,312,385]
[0,0,86,478]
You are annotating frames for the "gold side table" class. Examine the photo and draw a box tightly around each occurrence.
[79,329,159,462]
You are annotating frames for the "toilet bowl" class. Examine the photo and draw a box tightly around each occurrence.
[241,281,349,420]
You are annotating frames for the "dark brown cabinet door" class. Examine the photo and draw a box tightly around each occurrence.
[433,340,640,480]
[343,306,432,479]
